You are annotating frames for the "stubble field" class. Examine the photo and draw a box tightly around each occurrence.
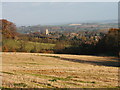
[1,52,119,88]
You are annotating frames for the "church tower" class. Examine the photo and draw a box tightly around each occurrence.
[45,29,49,35]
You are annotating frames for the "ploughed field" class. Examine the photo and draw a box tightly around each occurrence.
[1,52,119,88]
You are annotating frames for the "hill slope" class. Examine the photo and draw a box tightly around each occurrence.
[1,52,119,88]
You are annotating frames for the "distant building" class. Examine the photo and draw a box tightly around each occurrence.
[45,29,49,35]
[38,30,40,32]
[69,24,82,26]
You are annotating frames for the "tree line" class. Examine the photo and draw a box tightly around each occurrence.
[1,19,119,56]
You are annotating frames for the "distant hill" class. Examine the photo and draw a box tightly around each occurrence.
[17,22,118,34]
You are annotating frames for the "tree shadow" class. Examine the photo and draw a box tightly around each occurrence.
[59,57,120,67]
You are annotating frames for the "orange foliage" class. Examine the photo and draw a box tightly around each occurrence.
[0,19,18,39]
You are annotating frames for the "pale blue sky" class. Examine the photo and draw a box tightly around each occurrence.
[2,2,118,26]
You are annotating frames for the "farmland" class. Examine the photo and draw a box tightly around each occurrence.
[1,52,119,88]
[3,39,55,52]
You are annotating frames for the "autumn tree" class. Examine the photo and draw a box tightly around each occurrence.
[0,19,18,39]
[96,28,119,56]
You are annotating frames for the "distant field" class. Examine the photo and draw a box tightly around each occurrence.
[1,52,119,88]
[3,39,55,52]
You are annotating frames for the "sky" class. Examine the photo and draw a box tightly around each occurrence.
[2,2,118,26]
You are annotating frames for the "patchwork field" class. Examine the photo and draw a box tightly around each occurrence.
[1,52,119,88]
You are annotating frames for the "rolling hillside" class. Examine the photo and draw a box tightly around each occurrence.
[1,52,119,88]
